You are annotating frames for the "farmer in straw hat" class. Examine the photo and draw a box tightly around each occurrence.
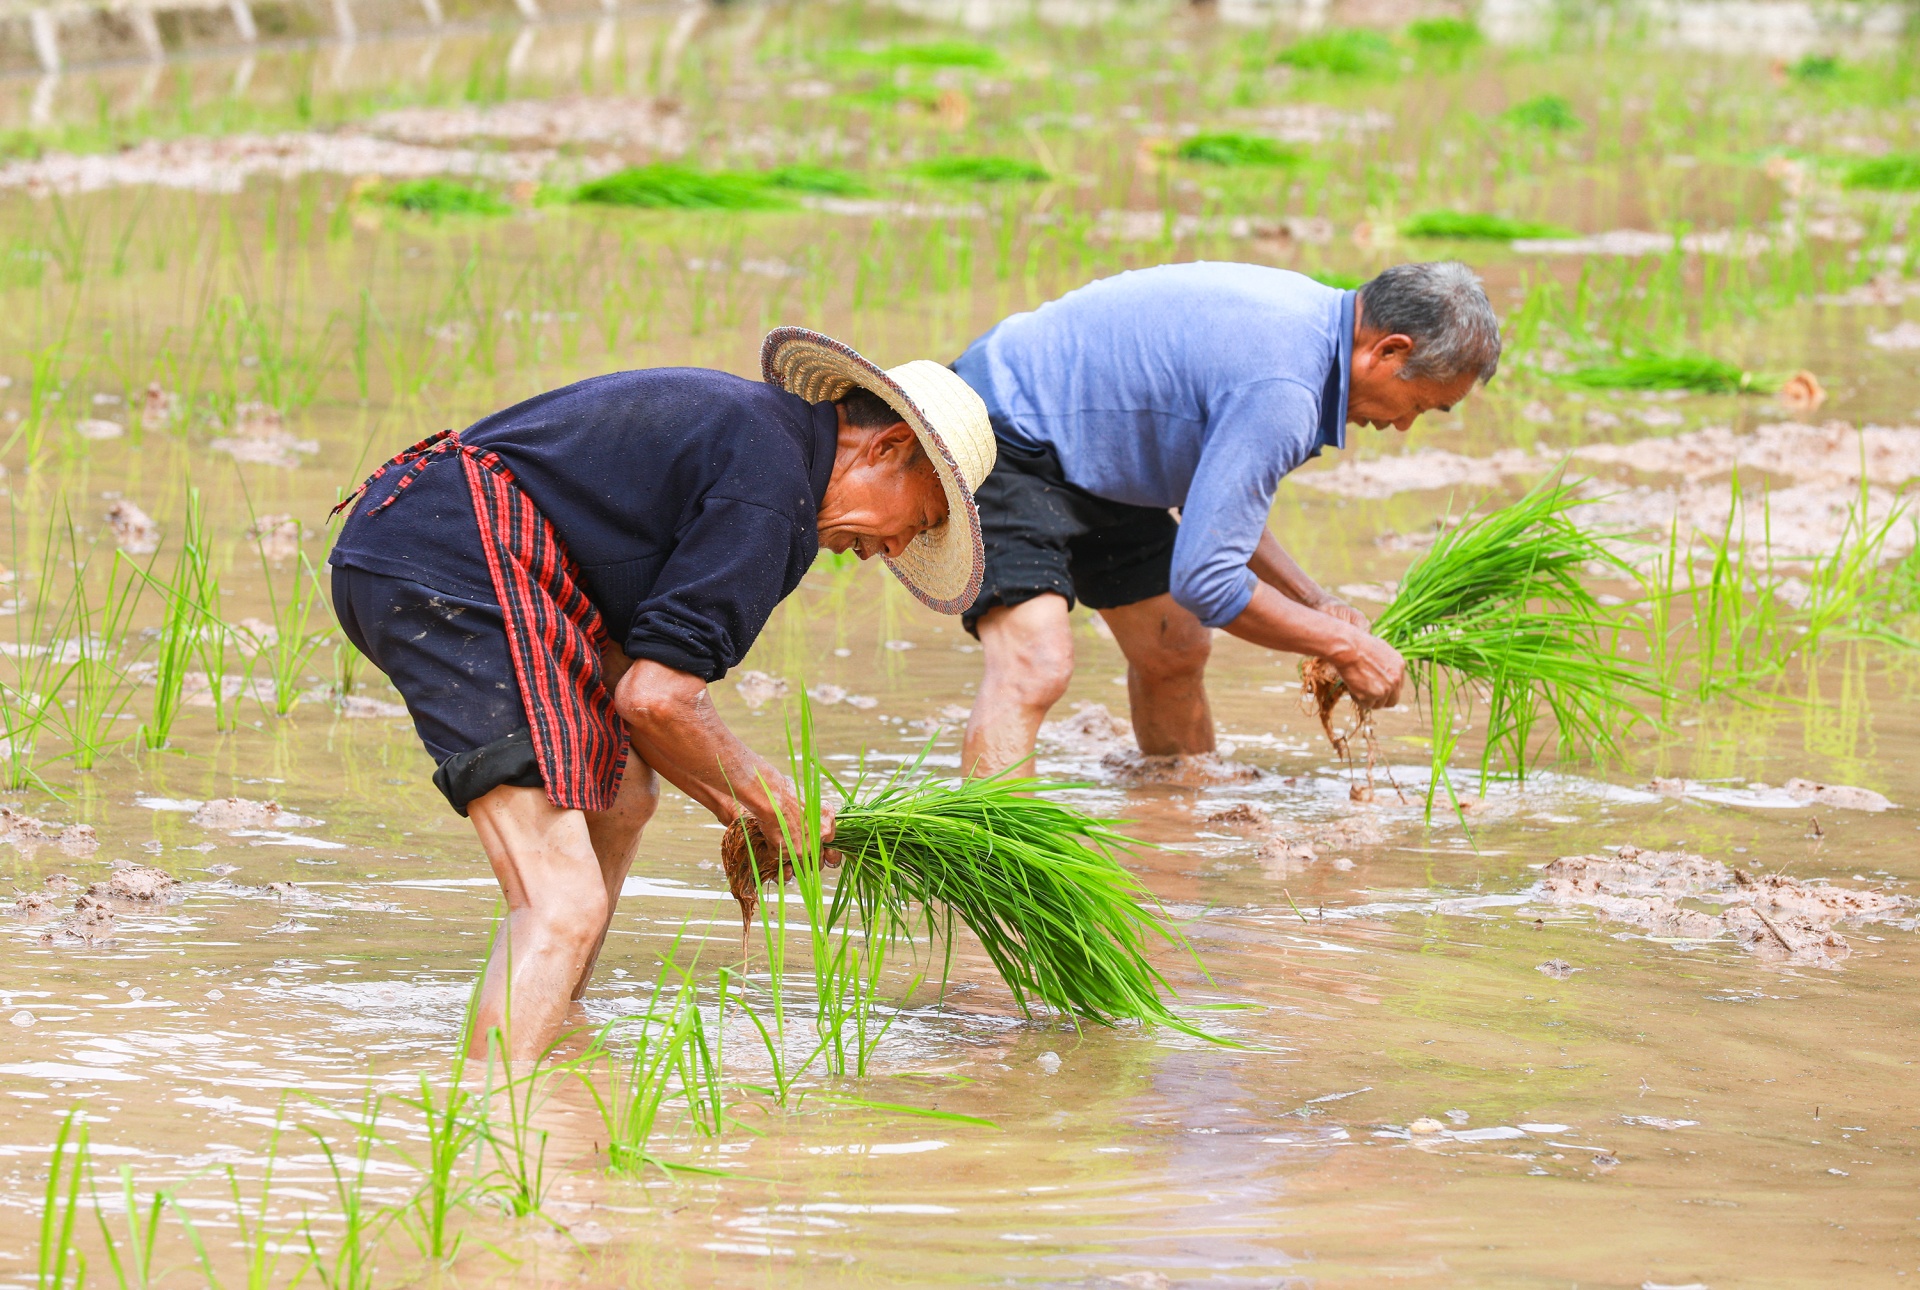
[952,260,1502,776]
[327,330,994,1058]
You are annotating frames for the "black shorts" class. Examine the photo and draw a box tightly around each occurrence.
[331,564,544,816]
[961,435,1177,636]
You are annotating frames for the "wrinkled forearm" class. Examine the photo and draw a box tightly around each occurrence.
[614,660,785,826]
[1248,528,1333,608]
[1219,581,1364,659]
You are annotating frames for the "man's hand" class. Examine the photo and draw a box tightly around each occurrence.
[1329,630,1406,709]
[1312,595,1371,632]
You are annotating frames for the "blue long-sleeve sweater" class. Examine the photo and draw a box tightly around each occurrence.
[952,262,1353,628]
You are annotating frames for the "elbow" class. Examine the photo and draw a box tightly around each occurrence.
[616,661,707,734]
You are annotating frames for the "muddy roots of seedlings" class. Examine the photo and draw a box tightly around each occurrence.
[1298,656,1381,799]
[719,816,795,944]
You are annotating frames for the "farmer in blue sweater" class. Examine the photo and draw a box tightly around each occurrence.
[952,260,1502,776]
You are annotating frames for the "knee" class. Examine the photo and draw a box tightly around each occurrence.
[1129,629,1211,685]
[524,879,609,957]
[986,620,1074,710]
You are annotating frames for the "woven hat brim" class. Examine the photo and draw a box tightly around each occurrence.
[760,328,987,614]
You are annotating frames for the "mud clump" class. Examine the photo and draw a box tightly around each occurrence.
[1040,702,1135,757]
[0,808,99,856]
[88,864,175,902]
[1784,778,1892,812]
[190,797,323,830]
[106,500,161,555]
[40,893,116,945]
[733,670,789,710]
[1535,845,1913,969]
[1100,750,1261,787]
[1205,802,1271,829]
[6,891,59,919]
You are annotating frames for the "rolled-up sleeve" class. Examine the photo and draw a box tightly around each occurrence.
[1168,380,1319,629]
[624,497,807,681]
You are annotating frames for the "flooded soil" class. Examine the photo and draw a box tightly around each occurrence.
[0,0,1918,1285]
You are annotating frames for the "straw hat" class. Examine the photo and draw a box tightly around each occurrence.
[761,327,996,615]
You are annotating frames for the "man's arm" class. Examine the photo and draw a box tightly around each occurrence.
[1247,528,1370,630]
[615,660,833,852]
[1219,584,1405,708]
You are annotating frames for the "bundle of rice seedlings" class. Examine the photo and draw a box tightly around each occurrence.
[915,156,1049,184]
[1559,352,1768,394]
[572,165,794,211]
[722,769,1202,1034]
[1402,210,1574,241]
[1407,16,1482,51]
[1174,132,1300,168]
[1274,28,1394,75]
[1844,154,1920,192]
[1501,93,1581,132]
[1300,476,1658,789]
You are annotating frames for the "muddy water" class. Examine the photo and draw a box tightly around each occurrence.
[2,590,1916,1287]
[0,0,1918,1284]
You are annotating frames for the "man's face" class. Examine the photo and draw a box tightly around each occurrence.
[1347,330,1480,432]
[817,421,951,560]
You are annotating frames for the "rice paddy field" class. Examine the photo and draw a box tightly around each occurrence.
[2,0,1920,1284]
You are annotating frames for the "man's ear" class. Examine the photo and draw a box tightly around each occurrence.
[869,420,917,464]
[1370,332,1415,370]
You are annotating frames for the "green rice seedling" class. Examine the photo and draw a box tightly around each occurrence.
[1502,94,1582,132]
[1790,54,1842,82]
[764,164,872,197]
[58,525,152,772]
[915,156,1049,185]
[372,177,514,217]
[477,1029,557,1221]
[1308,269,1366,289]
[236,480,331,717]
[862,39,1001,70]
[1843,154,1920,192]
[0,515,78,792]
[391,1049,487,1264]
[1301,477,1660,791]
[1402,211,1574,241]
[93,1163,169,1290]
[579,972,727,1176]
[1407,16,1481,52]
[1275,28,1394,75]
[731,707,1208,1037]
[37,1110,88,1290]
[299,1087,393,1290]
[1559,352,1767,393]
[1174,133,1299,168]
[572,166,793,211]
[141,489,218,748]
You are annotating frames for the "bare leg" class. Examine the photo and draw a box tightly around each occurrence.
[1098,593,1215,756]
[572,749,659,1001]
[962,594,1075,778]
[466,785,610,1060]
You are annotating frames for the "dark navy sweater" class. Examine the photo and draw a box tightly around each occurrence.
[328,369,839,682]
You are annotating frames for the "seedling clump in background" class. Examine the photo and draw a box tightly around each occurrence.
[1402,210,1575,241]
[1502,93,1582,131]
[1175,132,1300,168]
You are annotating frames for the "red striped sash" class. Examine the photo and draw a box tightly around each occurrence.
[334,431,626,812]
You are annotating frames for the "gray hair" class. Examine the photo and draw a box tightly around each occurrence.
[1357,261,1502,383]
